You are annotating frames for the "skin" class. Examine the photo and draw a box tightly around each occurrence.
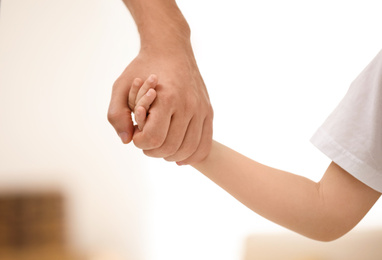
[192,142,381,241]
[132,84,381,242]
[129,75,158,131]
[107,0,213,165]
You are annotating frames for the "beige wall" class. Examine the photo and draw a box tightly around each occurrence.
[0,1,149,259]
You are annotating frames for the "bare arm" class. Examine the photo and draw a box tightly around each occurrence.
[123,0,191,49]
[192,141,380,241]
[108,0,213,164]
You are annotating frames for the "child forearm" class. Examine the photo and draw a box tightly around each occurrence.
[191,141,380,241]
[192,141,325,239]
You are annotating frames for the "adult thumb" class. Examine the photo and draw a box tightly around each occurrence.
[108,106,135,144]
[108,80,135,144]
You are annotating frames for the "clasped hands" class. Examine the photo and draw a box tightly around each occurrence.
[107,51,213,165]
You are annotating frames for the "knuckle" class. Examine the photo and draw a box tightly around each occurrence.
[188,141,200,155]
[183,94,212,117]
[107,107,131,125]
[183,138,200,155]
[107,109,120,124]
[184,93,198,109]
[161,145,178,157]
[185,102,197,116]
[209,105,214,118]
[144,133,164,149]
[183,138,212,165]
[204,101,214,116]
[161,91,176,107]
[206,101,213,114]
[166,142,198,162]
[143,149,158,158]
[112,78,122,90]
[164,156,176,162]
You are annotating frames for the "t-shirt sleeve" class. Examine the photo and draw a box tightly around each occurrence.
[310,50,382,192]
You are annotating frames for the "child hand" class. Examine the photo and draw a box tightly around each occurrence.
[128,75,158,131]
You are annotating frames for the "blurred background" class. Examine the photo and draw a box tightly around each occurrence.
[1,0,382,259]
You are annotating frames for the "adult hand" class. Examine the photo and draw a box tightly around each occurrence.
[108,47,213,165]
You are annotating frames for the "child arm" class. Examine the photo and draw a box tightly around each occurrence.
[191,141,380,241]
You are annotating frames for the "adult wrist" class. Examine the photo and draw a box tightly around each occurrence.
[138,18,191,52]
[131,0,191,52]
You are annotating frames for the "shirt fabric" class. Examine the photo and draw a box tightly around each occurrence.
[311,50,382,193]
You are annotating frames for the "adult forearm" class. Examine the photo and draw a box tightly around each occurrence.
[122,0,191,52]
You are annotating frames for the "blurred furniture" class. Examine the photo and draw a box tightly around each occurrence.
[0,192,84,260]
[243,229,382,260]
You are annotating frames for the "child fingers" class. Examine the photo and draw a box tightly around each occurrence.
[135,88,157,112]
[129,78,143,110]
[134,89,157,131]
[135,106,147,131]
[135,74,158,105]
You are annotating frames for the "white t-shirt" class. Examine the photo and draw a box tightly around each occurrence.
[311,50,382,193]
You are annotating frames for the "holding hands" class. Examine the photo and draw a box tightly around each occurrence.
[108,51,213,165]
[107,0,213,165]
[127,75,196,166]
[128,75,158,133]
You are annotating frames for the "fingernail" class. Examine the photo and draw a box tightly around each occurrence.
[176,161,184,166]
[149,74,155,82]
[146,89,152,96]
[119,132,129,144]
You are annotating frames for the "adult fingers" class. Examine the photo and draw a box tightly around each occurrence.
[132,105,172,150]
[142,112,190,158]
[176,113,213,165]
[163,116,203,162]
[108,78,135,144]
